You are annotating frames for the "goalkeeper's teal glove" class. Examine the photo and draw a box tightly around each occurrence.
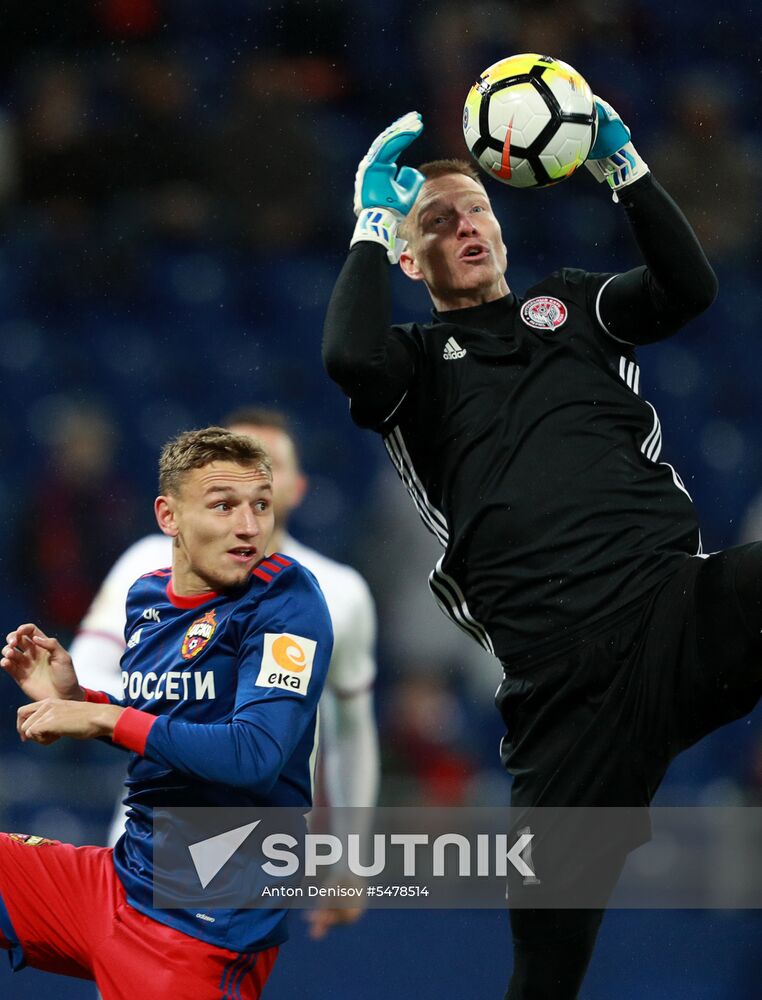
[585,97,649,203]
[351,112,426,264]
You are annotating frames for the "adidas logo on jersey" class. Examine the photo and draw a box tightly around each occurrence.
[443,337,466,360]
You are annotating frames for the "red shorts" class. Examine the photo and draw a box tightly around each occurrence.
[0,832,277,999]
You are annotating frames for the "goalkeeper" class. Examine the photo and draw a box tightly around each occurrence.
[323,104,761,998]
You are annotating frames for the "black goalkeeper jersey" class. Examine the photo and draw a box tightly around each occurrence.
[371,274,700,658]
[324,175,717,662]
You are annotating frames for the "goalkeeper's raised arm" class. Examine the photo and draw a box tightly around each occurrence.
[582,96,718,343]
[323,112,425,430]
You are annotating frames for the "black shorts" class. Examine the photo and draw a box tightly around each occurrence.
[497,543,762,812]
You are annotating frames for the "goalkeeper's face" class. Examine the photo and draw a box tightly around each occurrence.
[400,174,509,310]
[156,461,275,595]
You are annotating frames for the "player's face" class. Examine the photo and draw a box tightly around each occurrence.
[400,174,509,311]
[227,424,307,532]
[156,461,275,595]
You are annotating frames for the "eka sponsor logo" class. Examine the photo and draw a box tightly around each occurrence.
[256,633,317,696]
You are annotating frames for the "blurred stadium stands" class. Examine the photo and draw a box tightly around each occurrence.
[0,0,761,996]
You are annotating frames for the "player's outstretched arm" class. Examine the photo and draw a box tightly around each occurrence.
[584,96,718,343]
[323,114,423,429]
[2,623,85,703]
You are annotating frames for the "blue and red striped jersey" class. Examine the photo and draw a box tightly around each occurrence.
[98,554,332,953]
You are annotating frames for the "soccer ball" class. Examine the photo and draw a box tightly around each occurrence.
[463,53,597,189]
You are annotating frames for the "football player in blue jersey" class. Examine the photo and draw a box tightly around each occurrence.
[0,426,333,1000]
[71,406,380,950]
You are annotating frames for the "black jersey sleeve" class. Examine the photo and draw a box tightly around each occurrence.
[322,242,418,429]
[597,174,718,346]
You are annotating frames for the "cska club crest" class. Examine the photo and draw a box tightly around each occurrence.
[181,609,218,661]
[8,833,54,847]
[520,296,568,331]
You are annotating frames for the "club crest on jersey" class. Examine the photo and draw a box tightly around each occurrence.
[8,833,53,847]
[181,609,218,661]
[256,633,317,697]
[520,296,568,331]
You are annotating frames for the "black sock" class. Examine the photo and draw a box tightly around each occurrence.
[504,908,605,1000]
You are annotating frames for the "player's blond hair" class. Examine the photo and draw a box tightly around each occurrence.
[400,158,487,245]
[158,426,271,495]
[417,158,485,186]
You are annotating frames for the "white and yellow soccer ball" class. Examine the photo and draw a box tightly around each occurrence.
[463,53,597,188]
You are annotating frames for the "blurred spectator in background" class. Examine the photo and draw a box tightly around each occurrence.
[12,403,138,641]
[18,62,103,215]
[212,57,330,249]
[383,671,477,806]
[108,49,215,241]
[211,0,351,248]
[650,70,760,262]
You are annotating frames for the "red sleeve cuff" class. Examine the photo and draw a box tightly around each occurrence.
[112,707,157,755]
[83,688,111,704]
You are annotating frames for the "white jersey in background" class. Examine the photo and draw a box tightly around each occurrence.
[71,532,379,844]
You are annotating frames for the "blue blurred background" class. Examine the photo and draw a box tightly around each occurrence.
[0,0,761,996]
